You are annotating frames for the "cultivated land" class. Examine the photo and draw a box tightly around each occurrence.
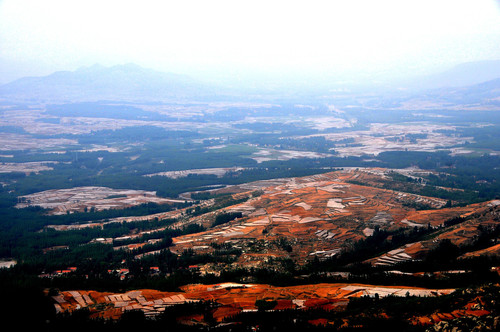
[0,132,77,151]
[53,283,455,321]
[169,169,451,263]
[0,102,496,158]
[145,167,247,179]
[313,123,474,157]
[0,161,58,174]
[16,186,186,215]
[38,168,499,270]
[1,83,500,330]
[35,168,500,275]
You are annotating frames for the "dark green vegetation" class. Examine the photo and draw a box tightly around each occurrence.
[47,103,175,121]
[0,201,189,257]
[213,212,243,227]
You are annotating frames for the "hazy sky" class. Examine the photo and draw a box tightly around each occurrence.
[0,0,499,84]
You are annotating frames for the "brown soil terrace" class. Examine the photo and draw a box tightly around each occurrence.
[169,169,497,266]
[36,168,500,268]
[52,283,455,321]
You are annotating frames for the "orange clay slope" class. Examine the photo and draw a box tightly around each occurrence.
[169,168,495,266]
[52,283,455,321]
[366,199,500,266]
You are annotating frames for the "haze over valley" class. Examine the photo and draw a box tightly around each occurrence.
[0,1,500,331]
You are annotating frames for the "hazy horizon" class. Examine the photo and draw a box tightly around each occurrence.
[1,0,500,85]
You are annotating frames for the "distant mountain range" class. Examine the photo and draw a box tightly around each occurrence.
[396,76,500,108]
[402,60,500,90]
[0,63,213,102]
[434,77,500,103]
[0,61,499,103]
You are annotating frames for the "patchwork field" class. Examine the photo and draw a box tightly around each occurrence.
[0,161,58,174]
[38,168,499,272]
[16,186,187,214]
[52,282,455,321]
[168,168,488,265]
[145,167,247,179]
[307,123,473,157]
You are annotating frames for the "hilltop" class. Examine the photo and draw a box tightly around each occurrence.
[0,63,210,102]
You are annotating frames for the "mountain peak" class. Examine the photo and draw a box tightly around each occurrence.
[0,63,207,102]
[398,59,500,91]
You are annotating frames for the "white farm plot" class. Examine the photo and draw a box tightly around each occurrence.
[16,186,182,215]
